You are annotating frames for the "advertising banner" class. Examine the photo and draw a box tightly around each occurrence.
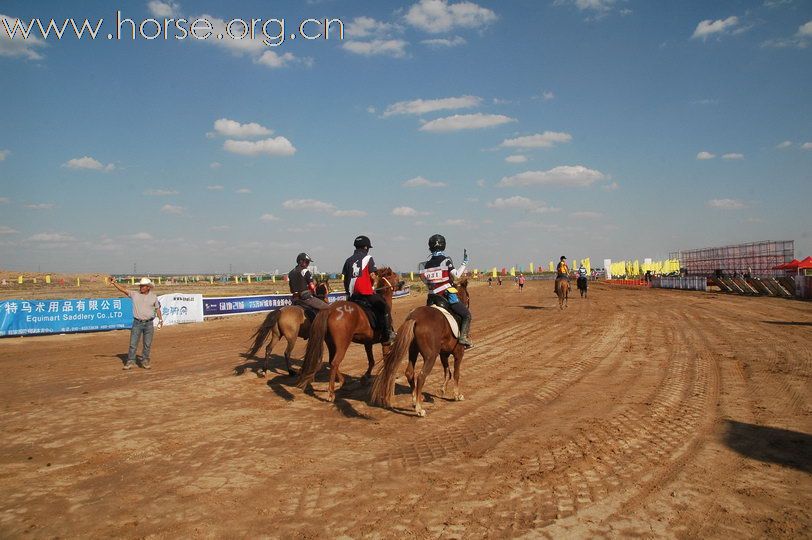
[157,293,204,326]
[203,287,410,318]
[0,297,133,337]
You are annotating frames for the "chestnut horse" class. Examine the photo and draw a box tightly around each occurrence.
[371,278,469,417]
[295,268,402,402]
[557,278,569,309]
[247,306,312,377]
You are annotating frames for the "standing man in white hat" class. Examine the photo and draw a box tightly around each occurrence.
[110,277,164,370]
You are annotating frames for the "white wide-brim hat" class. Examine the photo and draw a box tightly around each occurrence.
[138,278,154,287]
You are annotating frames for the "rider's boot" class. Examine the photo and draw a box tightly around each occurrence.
[457,316,473,349]
[384,312,397,345]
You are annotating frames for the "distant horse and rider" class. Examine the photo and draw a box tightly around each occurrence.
[372,234,472,417]
[296,236,403,402]
[554,255,570,310]
[576,263,588,299]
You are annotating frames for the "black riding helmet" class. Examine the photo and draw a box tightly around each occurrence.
[428,233,446,252]
[353,235,372,249]
[296,252,313,264]
[560,255,567,260]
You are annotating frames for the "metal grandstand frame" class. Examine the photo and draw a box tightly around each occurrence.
[669,240,794,277]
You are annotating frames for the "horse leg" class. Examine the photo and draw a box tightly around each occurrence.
[406,342,419,406]
[260,328,281,377]
[415,351,439,417]
[440,352,451,397]
[452,348,465,401]
[327,337,350,403]
[283,334,297,377]
[361,343,375,385]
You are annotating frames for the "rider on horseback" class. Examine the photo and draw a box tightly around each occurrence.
[288,253,329,312]
[342,235,397,345]
[554,255,570,295]
[420,234,473,348]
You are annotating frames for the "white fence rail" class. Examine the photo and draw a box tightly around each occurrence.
[652,276,707,291]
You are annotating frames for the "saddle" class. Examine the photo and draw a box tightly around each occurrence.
[426,294,461,338]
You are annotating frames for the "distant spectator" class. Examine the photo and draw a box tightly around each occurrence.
[488,276,493,287]
[518,273,526,291]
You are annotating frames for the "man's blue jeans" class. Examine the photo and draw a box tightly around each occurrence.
[128,319,154,364]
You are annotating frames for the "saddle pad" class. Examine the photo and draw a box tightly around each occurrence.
[430,305,459,338]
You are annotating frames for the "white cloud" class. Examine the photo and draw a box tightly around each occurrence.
[602,181,620,191]
[392,206,429,216]
[707,198,747,209]
[476,179,486,187]
[147,1,180,18]
[499,131,573,148]
[0,14,47,60]
[441,218,468,226]
[28,232,76,242]
[696,151,716,160]
[126,232,154,241]
[63,156,115,171]
[505,155,528,163]
[24,203,55,210]
[210,225,231,231]
[282,199,336,212]
[541,90,555,100]
[571,211,603,219]
[346,16,397,39]
[498,165,607,188]
[419,113,515,132]
[383,95,481,117]
[402,176,447,188]
[209,161,222,169]
[223,137,296,156]
[212,118,272,138]
[144,189,179,196]
[555,0,619,13]
[721,152,744,160]
[255,50,310,69]
[206,185,224,190]
[0,149,9,161]
[0,197,9,203]
[160,204,185,215]
[333,209,367,217]
[802,142,812,150]
[343,39,408,57]
[762,20,812,48]
[691,16,740,40]
[235,188,252,194]
[776,140,792,149]
[405,0,497,34]
[260,213,280,222]
[0,225,18,235]
[421,36,467,47]
[487,196,558,213]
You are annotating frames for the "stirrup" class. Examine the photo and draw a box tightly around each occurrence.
[457,336,473,349]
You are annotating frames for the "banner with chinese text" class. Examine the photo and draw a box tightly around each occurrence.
[0,298,132,337]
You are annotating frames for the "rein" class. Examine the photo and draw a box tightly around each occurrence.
[375,275,394,292]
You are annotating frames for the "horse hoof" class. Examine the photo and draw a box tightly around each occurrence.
[327,394,335,403]
[257,370,266,378]
[416,409,426,417]
[455,394,465,401]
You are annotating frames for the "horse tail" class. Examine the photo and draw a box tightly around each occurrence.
[295,308,330,388]
[371,318,416,408]
[247,309,282,357]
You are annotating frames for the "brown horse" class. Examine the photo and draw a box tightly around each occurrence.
[557,278,569,309]
[371,278,469,417]
[295,267,402,402]
[247,306,312,377]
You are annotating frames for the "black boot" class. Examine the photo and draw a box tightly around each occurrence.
[457,316,473,349]
[383,312,397,345]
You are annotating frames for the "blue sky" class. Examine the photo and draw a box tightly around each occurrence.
[1,0,810,274]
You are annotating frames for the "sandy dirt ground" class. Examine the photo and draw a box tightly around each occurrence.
[0,282,810,538]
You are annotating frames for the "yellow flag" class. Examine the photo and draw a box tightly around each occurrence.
[529,262,534,273]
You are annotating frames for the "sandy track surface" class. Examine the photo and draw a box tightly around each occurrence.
[1,283,810,538]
